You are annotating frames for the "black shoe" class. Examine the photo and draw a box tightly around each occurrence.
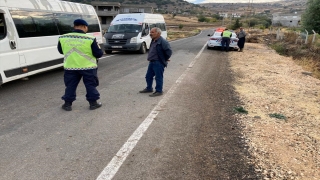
[62,102,72,111]
[139,88,153,93]
[149,92,163,97]
[89,101,102,110]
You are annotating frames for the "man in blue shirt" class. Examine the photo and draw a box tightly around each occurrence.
[139,27,172,97]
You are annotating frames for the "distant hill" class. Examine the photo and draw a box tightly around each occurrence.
[64,0,206,15]
[200,0,306,16]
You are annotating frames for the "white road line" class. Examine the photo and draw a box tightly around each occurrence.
[189,42,206,68]
[96,42,208,180]
[100,55,116,59]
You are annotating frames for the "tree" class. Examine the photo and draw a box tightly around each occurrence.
[231,19,242,30]
[302,0,320,33]
[197,15,209,22]
[211,14,223,20]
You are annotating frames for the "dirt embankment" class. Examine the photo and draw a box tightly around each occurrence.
[230,43,320,180]
[246,30,320,78]
[165,16,320,179]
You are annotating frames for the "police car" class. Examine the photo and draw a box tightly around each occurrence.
[207,28,239,50]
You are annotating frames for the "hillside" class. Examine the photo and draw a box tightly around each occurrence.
[200,0,306,16]
[65,0,205,14]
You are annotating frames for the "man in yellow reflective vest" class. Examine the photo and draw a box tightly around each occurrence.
[221,28,232,52]
[57,19,103,111]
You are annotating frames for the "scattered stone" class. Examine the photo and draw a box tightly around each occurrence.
[302,71,313,76]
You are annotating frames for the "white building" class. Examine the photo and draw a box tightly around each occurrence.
[272,13,301,27]
[231,13,241,18]
[219,12,228,18]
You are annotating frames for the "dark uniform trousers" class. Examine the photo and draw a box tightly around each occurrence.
[62,69,100,103]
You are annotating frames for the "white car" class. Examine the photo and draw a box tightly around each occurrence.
[207,31,239,50]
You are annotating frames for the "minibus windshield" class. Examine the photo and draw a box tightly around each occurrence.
[108,24,142,33]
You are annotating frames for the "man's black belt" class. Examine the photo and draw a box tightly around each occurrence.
[149,60,158,62]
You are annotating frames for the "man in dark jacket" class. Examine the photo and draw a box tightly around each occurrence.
[236,27,246,52]
[139,27,172,97]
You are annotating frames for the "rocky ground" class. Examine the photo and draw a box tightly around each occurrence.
[229,43,320,179]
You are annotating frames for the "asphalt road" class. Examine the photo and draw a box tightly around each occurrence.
[0,29,257,180]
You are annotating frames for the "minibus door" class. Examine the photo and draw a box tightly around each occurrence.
[0,9,22,80]
[141,23,151,48]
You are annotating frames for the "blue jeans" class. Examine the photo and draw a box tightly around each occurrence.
[145,61,165,92]
[221,37,230,51]
[62,69,100,102]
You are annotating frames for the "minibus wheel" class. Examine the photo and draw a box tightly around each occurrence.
[139,43,146,54]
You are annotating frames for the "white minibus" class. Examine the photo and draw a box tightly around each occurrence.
[104,13,167,54]
[0,0,103,85]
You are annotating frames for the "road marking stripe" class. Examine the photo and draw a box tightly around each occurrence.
[96,42,208,180]
[100,55,116,59]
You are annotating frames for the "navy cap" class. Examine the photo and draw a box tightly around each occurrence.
[74,19,88,26]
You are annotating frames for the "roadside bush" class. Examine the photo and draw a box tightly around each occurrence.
[198,15,210,22]
[211,14,223,20]
[270,43,286,55]
[248,19,258,27]
[179,24,183,29]
[209,18,217,23]
[259,25,265,30]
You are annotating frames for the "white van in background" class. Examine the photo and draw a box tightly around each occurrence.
[0,0,103,85]
[104,13,167,54]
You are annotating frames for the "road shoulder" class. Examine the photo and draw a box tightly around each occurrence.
[230,43,320,179]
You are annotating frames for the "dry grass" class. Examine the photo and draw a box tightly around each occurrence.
[230,43,320,179]
[163,14,199,25]
[164,15,217,41]
[295,57,320,79]
[167,29,201,41]
[244,28,320,80]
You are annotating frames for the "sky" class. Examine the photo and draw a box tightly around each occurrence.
[185,0,283,4]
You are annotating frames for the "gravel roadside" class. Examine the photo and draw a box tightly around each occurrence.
[230,43,320,180]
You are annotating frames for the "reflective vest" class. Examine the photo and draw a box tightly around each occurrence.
[59,32,97,70]
[222,30,232,38]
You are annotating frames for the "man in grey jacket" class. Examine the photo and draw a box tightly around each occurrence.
[236,27,246,52]
[139,27,172,97]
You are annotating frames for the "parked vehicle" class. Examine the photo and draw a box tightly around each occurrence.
[207,28,239,50]
[104,13,167,54]
[0,0,102,85]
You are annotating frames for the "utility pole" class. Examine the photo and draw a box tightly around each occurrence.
[248,0,253,28]
[230,3,233,25]
[222,16,224,26]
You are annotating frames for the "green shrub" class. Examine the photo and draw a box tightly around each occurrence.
[198,15,210,22]
[270,43,286,55]
[259,25,265,30]
[269,113,287,120]
[233,106,248,114]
